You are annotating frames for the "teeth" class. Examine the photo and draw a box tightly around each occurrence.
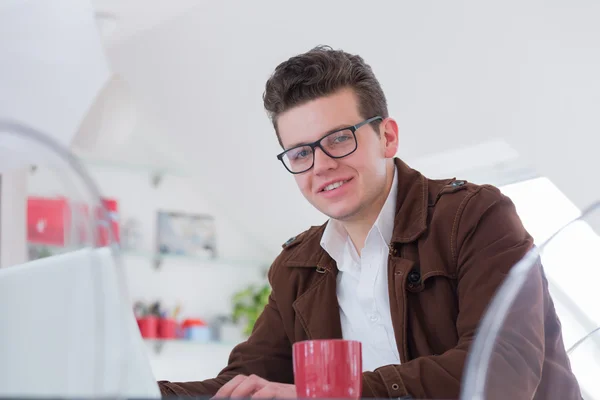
[323,180,347,192]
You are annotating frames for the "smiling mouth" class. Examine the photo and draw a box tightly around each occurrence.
[320,179,351,193]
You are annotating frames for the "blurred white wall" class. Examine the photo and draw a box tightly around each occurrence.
[0,168,27,267]
[0,0,110,147]
[94,0,600,254]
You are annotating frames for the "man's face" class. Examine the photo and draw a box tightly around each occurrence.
[277,88,398,221]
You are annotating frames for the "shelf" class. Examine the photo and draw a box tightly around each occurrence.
[121,250,270,270]
[74,154,189,187]
[144,338,236,354]
[75,154,186,175]
[144,339,234,346]
[28,245,270,270]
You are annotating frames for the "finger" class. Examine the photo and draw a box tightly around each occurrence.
[255,384,297,399]
[251,386,275,399]
[230,375,268,398]
[213,375,247,398]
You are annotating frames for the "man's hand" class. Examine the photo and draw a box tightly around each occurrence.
[213,374,297,399]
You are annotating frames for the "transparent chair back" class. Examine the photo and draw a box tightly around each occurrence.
[0,121,153,397]
[462,202,600,399]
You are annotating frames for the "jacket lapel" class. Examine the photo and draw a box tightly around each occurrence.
[289,250,343,340]
[390,158,429,244]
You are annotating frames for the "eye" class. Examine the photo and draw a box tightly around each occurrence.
[295,150,309,159]
[327,130,353,145]
[333,134,351,143]
[289,147,312,160]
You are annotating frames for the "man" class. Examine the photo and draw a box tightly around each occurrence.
[159,46,580,399]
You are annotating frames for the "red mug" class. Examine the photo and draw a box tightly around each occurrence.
[293,339,362,399]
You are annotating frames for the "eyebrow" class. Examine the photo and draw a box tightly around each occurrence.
[285,123,353,150]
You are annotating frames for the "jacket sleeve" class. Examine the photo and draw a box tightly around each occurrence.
[362,186,556,399]
[158,263,294,397]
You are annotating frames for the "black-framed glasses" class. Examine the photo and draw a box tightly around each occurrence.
[276,116,383,174]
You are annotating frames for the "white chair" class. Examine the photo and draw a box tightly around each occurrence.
[462,202,600,399]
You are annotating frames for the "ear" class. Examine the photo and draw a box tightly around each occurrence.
[380,117,399,158]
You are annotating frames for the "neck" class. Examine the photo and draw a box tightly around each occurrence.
[343,161,395,255]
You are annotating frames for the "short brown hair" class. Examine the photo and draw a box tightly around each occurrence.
[263,45,388,147]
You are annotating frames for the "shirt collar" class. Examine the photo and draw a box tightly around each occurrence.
[320,166,398,264]
[320,218,348,267]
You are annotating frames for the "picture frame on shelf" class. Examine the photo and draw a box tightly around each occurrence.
[156,211,217,259]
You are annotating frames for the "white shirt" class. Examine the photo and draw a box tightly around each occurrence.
[320,168,401,372]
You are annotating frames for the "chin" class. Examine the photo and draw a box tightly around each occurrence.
[320,204,361,221]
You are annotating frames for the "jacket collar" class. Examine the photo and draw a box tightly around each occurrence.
[284,158,429,268]
[390,158,428,243]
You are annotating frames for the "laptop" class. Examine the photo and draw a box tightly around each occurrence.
[0,247,161,398]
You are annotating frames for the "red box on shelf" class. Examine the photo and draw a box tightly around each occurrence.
[27,197,69,246]
[74,198,120,246]
[100,198,120,246]
[27,196,120,247]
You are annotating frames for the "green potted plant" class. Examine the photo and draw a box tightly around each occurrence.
[231,283,271,336]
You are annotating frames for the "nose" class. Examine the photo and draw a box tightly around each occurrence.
[312,147,337,175]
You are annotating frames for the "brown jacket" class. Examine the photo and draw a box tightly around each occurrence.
[159,159,580,399]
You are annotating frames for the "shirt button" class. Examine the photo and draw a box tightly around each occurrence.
[369,313,380,323]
